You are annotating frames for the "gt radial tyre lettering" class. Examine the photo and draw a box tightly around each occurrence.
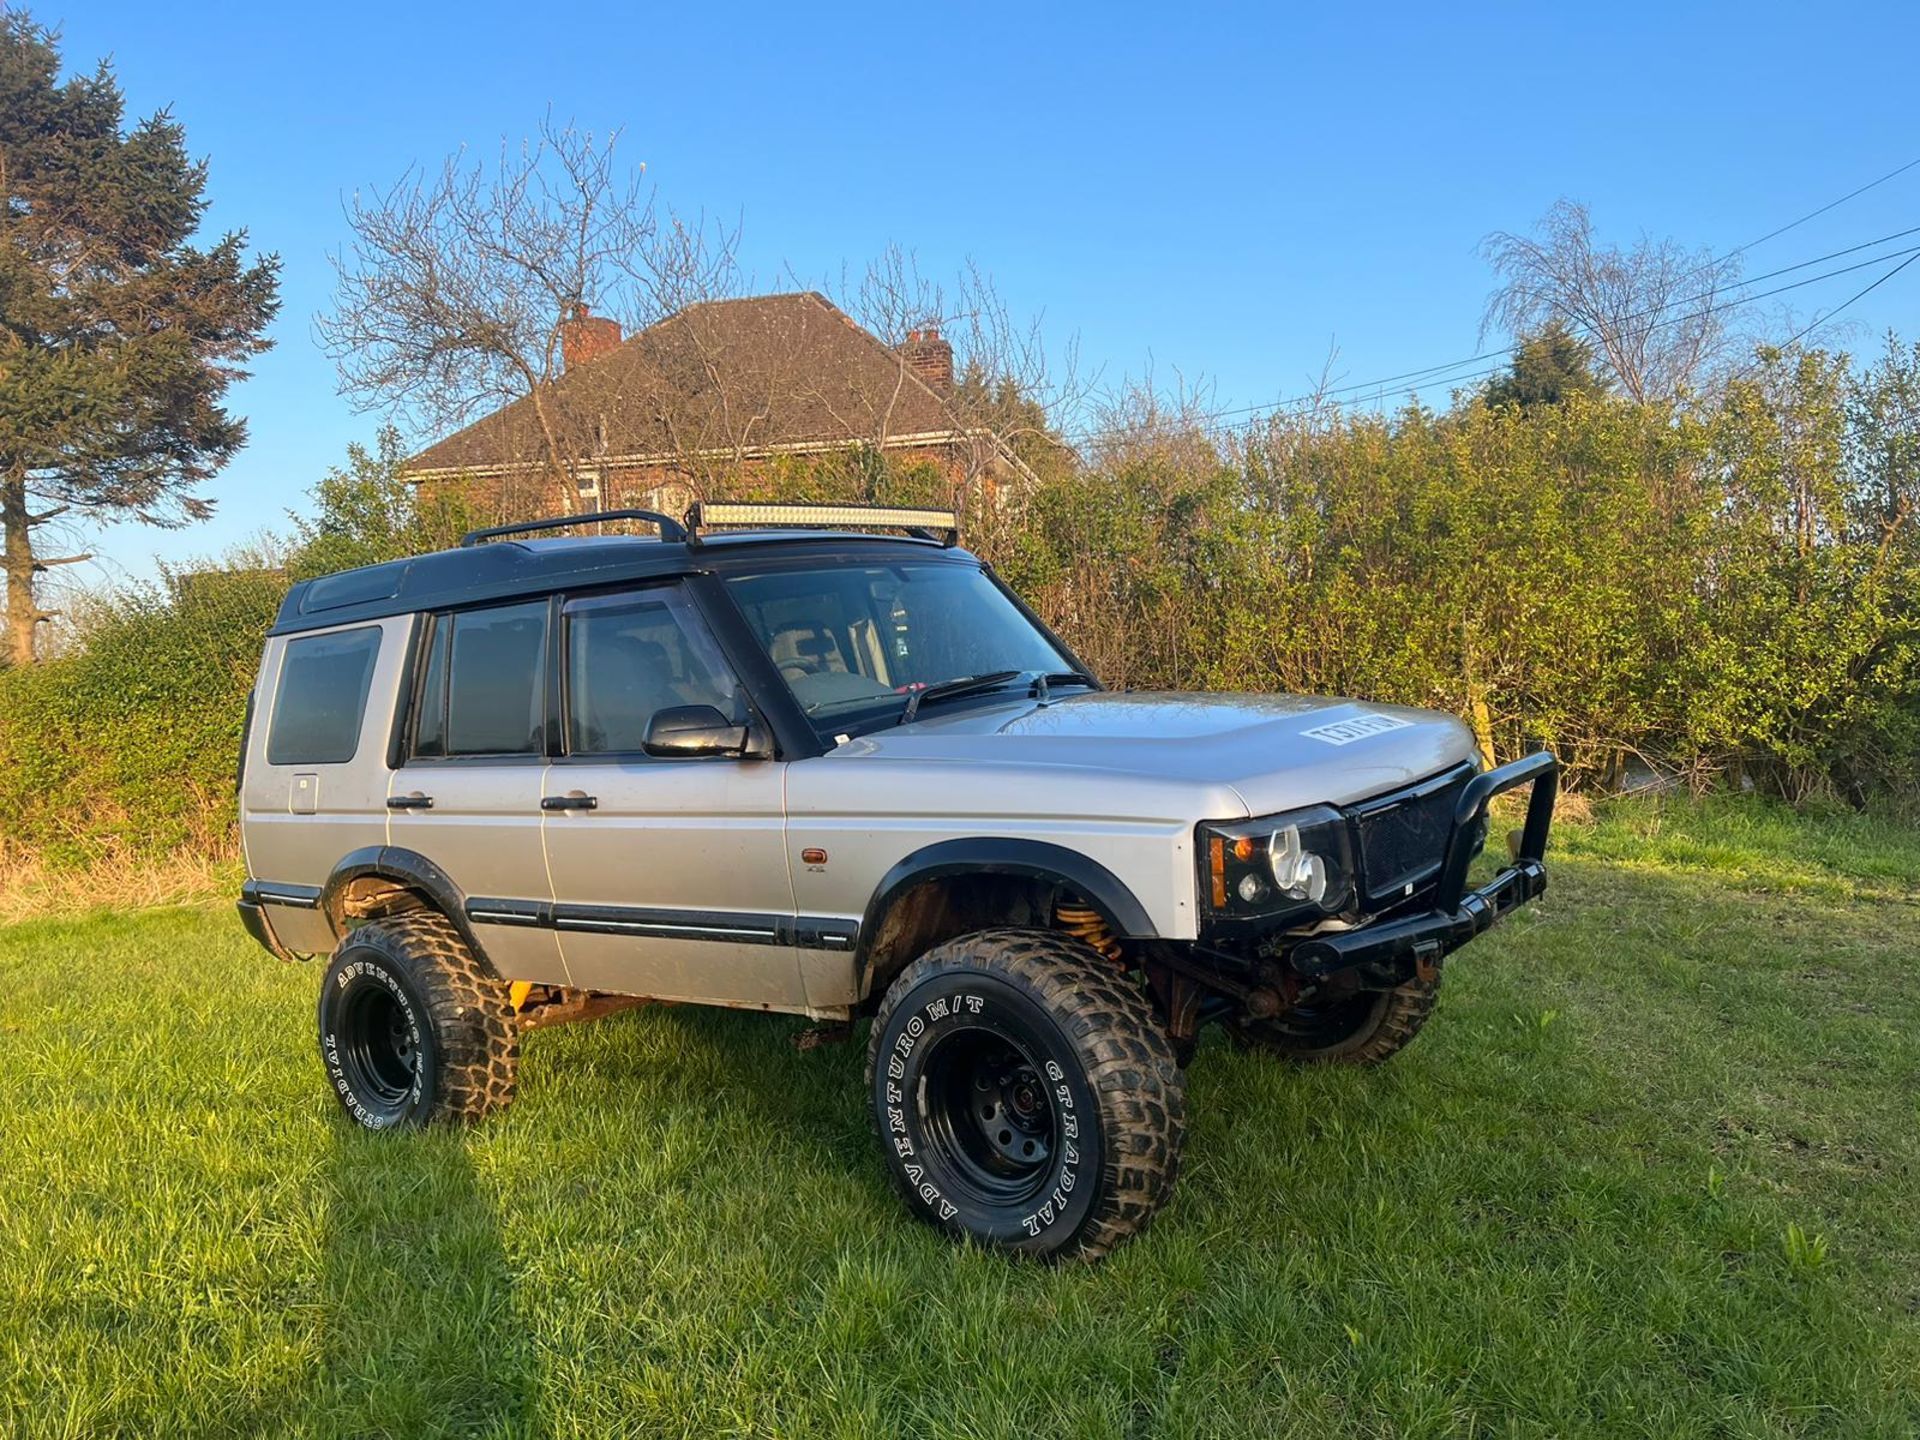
[316,912,518,1129]
[865,928,1186,1261]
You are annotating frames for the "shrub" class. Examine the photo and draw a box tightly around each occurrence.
[4,339,1916,880]
[0,566,281,867]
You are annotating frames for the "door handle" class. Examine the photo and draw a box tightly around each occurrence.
[540,791,599,812]
[386,792,434,810]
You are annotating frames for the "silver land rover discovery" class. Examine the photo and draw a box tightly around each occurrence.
[237,502,1557,1259]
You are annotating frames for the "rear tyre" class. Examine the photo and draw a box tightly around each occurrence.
[317,912,518,1129]
[867,929,1185,1261]
[1230,974,1439,1065]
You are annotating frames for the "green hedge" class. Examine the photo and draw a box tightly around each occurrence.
[992,347,1920,801]
[0,567,282,867]
[4,346,1915,874]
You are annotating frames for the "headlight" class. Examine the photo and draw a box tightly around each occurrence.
[1199,804,1354,923]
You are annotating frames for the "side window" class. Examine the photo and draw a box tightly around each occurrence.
[410,600,550,759]
[564,587,741,756]
[267,627,382,765]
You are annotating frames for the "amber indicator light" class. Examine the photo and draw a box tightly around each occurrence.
[801,847,829,865]
[1209,837,1228,908]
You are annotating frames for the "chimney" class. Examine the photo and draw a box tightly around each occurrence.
[561,302,622,371]
[901,326,954,395]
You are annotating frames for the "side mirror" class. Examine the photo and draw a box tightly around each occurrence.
[642,704,771,760]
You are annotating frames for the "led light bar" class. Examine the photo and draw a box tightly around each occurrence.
[685,503,958,545]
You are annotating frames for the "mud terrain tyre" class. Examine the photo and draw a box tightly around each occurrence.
[317,913,518,1129]
[867,929,1186,1261]
[1230,974,1439,1065]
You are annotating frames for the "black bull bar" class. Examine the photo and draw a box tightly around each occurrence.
[1290,751,1559,983]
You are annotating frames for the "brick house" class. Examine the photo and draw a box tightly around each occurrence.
[401,291,1034,521]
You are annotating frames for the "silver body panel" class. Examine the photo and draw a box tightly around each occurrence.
[239,616,408,954]
[386,758,569,986]
[788,692,1476,964]
[540,756,806,1007]
[242,623,1478,1016]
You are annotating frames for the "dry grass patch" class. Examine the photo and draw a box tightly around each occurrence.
[0,844,240,925]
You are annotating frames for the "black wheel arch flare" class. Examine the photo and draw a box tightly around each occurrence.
[319,846,502,978]
[853,837,1157,990]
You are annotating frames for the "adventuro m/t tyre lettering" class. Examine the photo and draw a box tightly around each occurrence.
[879,980,1102,1244]
[315,912,519,1129]
[867,928,1185,1261]
[322,958,431,1126]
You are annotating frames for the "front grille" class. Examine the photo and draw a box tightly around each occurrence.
[1350,764,1473,906]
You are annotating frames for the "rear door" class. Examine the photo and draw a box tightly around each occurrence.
[386,598,567,986]
[538,581,805,1009]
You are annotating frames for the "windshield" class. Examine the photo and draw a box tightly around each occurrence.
[724,561,1078,738]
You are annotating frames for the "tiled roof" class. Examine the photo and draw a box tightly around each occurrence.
[404,291,962,476]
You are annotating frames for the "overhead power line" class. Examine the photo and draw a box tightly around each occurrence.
[1780,251,1920,350]
[1056,158,1920,449]
[1062,233,1920,445]
[1231,247,1920,425]
[1729,155,1920,258]
[1290,223,1920,405]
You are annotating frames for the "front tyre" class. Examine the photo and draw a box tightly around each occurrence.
[1229,974,1439,1065]
[866,929,1186,1261]
[317,913,519,1129]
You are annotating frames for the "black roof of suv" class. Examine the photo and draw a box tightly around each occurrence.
[271,528,972,638]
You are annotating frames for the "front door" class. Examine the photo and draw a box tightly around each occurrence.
[387,598,566,985]
[539,583,804,1009]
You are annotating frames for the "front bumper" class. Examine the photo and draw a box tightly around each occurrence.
[1288,751,1558,986]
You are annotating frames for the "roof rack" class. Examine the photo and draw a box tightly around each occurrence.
[458,509,687,547]
[683,502,959,547]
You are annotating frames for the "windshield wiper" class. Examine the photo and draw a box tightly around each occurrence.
[898,670,1022,726]
[1031,670,1099,705]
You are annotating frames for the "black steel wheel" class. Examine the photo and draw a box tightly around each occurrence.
[1230,974,1439,1065]
[333,977,423,1118]
[921,1029,1057,1203]
[317,912,518,1128]
[867,929,1185,1261]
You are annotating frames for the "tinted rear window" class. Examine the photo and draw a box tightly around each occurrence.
[267,627,382,765]
[411,601,550,758]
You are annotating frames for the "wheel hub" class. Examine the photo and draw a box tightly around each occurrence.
[951,1039,1052,1176]
[340,983,420,1111]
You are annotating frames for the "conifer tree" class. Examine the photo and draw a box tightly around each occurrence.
[0,14,279,662]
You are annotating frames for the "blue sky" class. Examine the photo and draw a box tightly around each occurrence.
[48,1,1920,582]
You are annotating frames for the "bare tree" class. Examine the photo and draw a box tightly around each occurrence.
[810,247,1088,477]
[1481,200,1740,403]
[317,114,739,502]
[1077,365,1221,475]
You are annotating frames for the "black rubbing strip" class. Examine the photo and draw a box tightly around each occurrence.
[463,898,858,949]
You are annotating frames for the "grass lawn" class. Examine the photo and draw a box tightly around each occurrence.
[2,797,1917,1438]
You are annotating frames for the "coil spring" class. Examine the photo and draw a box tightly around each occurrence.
[1055,901,1122,963]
